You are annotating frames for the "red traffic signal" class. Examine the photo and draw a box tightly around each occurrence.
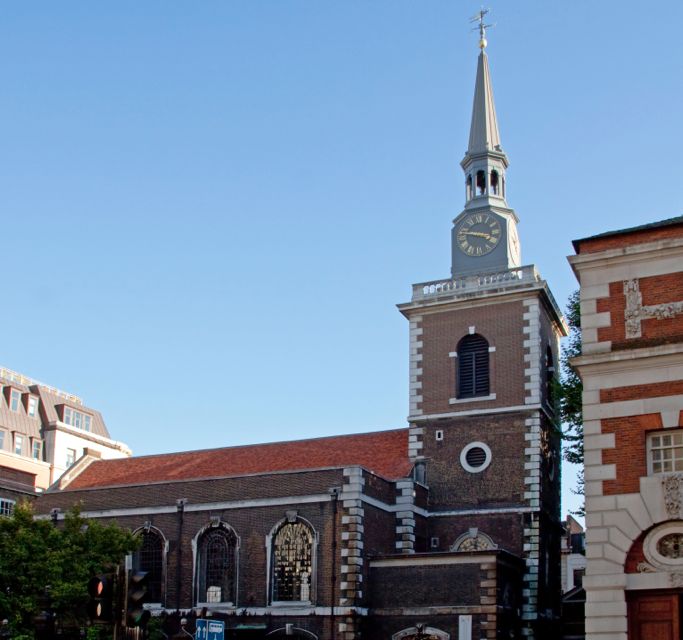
[87,574,114,622]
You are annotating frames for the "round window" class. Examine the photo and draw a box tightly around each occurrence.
[644,522,683,569]
[460,442,492,473]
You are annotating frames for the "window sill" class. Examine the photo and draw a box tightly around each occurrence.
[196,601,235,610]
[449,393,496,405]
[270,601,312,607]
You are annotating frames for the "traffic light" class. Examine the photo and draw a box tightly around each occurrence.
[87,574,114,623]
[126,570,151,628]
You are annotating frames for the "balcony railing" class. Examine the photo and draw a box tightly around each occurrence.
[0,366,82,405]
[411,265,544,302]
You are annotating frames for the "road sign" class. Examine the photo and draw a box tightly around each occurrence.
[195,619,224,640]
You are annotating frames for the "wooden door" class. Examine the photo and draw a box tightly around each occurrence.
[628,592,680,640]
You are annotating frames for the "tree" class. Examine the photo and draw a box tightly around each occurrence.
[0,501,138,638]
[559,290,584,513]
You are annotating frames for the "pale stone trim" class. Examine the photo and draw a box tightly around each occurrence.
[449,393,496,405]
[370,554,497,568]
[408,315,424,416]
[584,395,683,422]
[410,403,543,422]
[429,506,535,517]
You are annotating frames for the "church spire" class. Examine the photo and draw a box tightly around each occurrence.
[467,50,502,156]
[450,13,520,278]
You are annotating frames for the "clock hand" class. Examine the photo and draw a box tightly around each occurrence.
[464,231,494,240]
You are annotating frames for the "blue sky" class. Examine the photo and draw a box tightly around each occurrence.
[2,2,682,519]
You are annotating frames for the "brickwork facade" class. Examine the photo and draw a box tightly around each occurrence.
[570,216,683,640]
[29,37,569,640]
[399,275,566,639]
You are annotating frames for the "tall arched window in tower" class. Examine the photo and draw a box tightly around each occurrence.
[546,345,555,406]
[490,169,499,195]
[271,520,314,603]
[466,174,473,201]
[133,528,165,604]
[476,170,486,196]
[196,524,237,605]
[457,334,490,398]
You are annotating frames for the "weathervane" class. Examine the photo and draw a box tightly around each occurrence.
[470,8,494,50]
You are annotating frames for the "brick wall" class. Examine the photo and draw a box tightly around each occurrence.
[417,300,526,415]
[369,562,480,607]
[601,414,663,495]
[420,413,527,510]
[429,512,525,555]
[35,468,344,512]
[576,222,683,253]
[597,273,683,349]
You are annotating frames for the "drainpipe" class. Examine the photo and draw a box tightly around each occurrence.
[176,499,187,611]
[329,487,340,640]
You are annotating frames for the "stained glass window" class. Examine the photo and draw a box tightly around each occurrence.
[271,522,313,602]
[134,530,164,603]
[197,526,236,604]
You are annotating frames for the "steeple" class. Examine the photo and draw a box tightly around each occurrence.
[451,13,520,278]
[467,50,503,156]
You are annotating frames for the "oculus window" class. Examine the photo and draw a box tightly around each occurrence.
[460,441,492,473]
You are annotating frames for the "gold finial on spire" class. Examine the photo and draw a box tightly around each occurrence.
[470,8,494,50]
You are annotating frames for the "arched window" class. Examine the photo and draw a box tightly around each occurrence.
[490,169,499,195]
[546,345,555,405]
[271,520,314,603]
[466,174,473,200]
[451,528,497,552]
[133,529,165,604]
[457,334,490,398]
[476,170,486,195]
[197,525,237,604]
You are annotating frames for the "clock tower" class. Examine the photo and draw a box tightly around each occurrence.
[451,26,520,277]
[398,15,567,639]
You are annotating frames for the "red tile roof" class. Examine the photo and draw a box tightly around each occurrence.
[65,428,411,489]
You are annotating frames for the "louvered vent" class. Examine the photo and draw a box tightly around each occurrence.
[465,446,487,468]
[457,334,490,398]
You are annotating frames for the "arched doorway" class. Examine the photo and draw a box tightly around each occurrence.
[392,625,450,640]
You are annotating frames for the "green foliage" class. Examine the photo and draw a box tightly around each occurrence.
[0,501,138,638]
[558,290,584,513]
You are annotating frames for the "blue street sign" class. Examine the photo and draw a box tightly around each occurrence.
[208,621,225,640]
[195,619,207,640]
[195,619,225,640]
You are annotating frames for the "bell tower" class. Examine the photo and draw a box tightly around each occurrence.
[398,12,568,639]
[452,13,521,277]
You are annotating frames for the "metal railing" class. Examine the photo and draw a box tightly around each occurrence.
[0,366,83,405]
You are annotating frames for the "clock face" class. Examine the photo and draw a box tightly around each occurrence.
[456,214,502,256]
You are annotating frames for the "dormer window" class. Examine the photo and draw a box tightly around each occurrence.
[27,396,38,418]
[9,390,21,413]
[63,406,92,432]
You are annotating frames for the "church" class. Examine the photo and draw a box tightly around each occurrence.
[34,21,566,640]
